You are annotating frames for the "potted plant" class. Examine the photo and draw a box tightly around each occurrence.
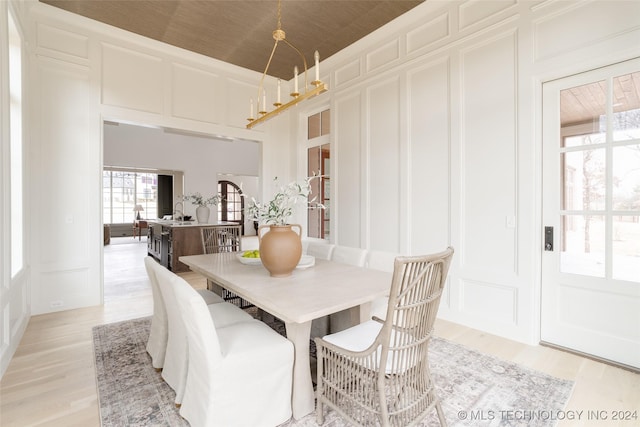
[183,192,223,224]
[246,176,323,277]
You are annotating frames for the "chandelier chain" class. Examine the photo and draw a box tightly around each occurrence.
[277,0,282,32]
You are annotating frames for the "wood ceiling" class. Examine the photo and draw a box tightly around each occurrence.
[41,0,424,80]
[560,72,640,126]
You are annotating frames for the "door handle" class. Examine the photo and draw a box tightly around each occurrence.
[544,226,553,251]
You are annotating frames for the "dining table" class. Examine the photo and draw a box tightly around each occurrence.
[179,251,392,420]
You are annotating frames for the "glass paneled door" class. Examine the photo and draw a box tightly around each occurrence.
[541,59,640,369]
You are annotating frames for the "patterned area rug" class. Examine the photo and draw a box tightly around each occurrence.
[93,317,574,427]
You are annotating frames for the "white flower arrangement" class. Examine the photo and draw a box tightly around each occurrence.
[247,176,324,226]
[182,192,223,207]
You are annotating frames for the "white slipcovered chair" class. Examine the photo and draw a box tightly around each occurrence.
[144,256,224,369]
[144,256,168,369]
[153,262,254,405]
[304,240,335,260]
[331,245,368,267]
[173,272,294,427]
[366,250,398,273]
[315,247,454,427]
[328,245,369,333]
[305,241,337,338]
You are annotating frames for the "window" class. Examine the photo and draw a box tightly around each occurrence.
[306,109,330,240]
[559,72,640,281]
[9,13,23,277]
[103,169,159,223]
[218,180,244,231]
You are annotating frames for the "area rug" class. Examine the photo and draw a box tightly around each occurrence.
[93,317,574,427]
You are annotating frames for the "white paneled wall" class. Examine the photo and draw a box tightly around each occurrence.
[101,44,164,113]
[171,64,221,123]
[407,58,450,255]
[334,93,362,248]
[368,77,401,252]
[317,0,640,344]
[31,55,101,314]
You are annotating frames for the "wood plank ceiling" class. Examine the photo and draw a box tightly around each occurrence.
[560,72,640,126]
[40,0,424,80]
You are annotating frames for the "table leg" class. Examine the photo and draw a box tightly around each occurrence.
[359,301,372,323]
[284,320,315,420]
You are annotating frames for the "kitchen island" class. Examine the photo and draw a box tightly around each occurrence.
[147,220,241,272]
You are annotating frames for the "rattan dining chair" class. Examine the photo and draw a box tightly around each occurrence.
[201,225,242,254]
[315,247,454,427]
[200,225,254,309]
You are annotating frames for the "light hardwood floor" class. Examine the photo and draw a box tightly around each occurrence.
[0,238,637,426]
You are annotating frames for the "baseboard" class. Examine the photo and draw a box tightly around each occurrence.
[540,341,639,373]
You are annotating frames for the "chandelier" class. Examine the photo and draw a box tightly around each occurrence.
[246,0,328,129]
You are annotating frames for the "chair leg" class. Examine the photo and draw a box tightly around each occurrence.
[435,401,447,426]
[316,355,325,425]
[317,399,324,425]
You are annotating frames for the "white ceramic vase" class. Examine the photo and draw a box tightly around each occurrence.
[196,205,210,224]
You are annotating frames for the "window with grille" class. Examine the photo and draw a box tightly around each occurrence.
[218,180,244,230]
[307,109,330,240]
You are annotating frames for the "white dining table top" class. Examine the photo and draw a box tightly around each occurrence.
[179,252,392,324]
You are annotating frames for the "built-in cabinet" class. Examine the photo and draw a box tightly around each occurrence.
[147,223,169,268]
[147,222,237,272]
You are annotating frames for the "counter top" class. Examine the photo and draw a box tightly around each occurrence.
[147,220,238,228]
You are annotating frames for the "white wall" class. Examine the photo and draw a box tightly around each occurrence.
[2,0,639,378]
[0,0,31,379]
[103,122,260,219]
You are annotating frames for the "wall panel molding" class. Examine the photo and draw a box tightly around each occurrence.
[406,12,450,55]
[533,1,640,62]
[334,92,363,247]
[459,30,518,274]
[334,58,362,88]
[31,55,99,315]
[171,63,220,124]
[461,279,518,325]
[101,43,163,113]
[366,76,401,251]
[36,23,89,63]
[366,39,400,74]
[406,58,451,255]
[458,0,518,31]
